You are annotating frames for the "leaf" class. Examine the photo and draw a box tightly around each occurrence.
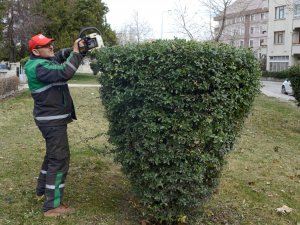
[140,220,150,225]
[276,205,293,214]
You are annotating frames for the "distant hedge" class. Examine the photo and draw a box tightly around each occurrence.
[262,70,289,79]
[288,65,300,106]
[0,76,19,99]
[96,40,261,224]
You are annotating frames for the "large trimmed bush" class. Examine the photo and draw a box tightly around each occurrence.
[96,40,261,224]
[288,65,300,106]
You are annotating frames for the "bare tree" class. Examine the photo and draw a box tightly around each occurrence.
[3,0,45,62]
[201,0,234,42]
[15,0,45,58]
[116,11,153,44]
[117,24,137,45]
[201,0,253,42]
[130,11,153,43]
[171,0,207,40]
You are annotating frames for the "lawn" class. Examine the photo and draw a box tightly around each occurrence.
[68,73,100,84]
[0,87,299,225]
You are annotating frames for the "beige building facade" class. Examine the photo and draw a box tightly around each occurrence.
[267,0,300,71]
[214,0,300,72]
[214,0,269,60]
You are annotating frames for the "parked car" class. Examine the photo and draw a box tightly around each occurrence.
[0,63,9,74]
[281,79,293,95]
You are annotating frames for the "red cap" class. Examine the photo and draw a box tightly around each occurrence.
[28,34,54,51]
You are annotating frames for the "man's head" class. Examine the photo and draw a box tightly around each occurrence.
[28,34,55,58]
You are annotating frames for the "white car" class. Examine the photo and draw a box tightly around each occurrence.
[0,64,9,74]
[281,79,293,95]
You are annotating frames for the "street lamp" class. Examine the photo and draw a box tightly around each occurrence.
[160,10,172,39]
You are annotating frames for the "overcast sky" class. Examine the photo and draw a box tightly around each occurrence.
[103,0,208,40]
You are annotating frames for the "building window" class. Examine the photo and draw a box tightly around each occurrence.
[292,31,300,44]
[250,27,255,34]
[260,39,265,46]
[240,28,245,35]
[260,26,267,34]
[239,40,244,48]
[240,16,245,22]
[275,6,286,19]
[269,56,289,72]
[269,56,289,61]
[249,39,254,48]
[269,62,289,71]
[274,31,285,44]
[250,14,256,21]
[294,2,300,17]
[261,13,266,20]
[225,19,231,25]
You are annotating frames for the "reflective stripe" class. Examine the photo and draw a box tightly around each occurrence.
[35,114,70,121]
[62,49,67,59]
[46,184,65,189]
[66,61,76,72]
[41,170,47,174]
[31,82,66,93]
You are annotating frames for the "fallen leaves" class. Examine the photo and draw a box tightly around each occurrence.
[276,205,293,214]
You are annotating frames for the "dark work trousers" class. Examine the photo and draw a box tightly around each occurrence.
[37,125,70,212]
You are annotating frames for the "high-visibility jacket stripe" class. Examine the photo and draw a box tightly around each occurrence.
[35,114,70,121]
[45,184,65,190]
[31,82,66,93]
[62,49,69,59]
[66,61,76,72]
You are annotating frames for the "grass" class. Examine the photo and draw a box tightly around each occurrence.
[68,73,100,84]
[0,88,299,225]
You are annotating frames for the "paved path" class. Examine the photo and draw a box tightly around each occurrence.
[260,81,295,102]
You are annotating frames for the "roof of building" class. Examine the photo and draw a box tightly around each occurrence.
[214,0,268,20]
[227,0,267,14]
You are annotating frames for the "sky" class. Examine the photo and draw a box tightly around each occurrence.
[103,0,208,40]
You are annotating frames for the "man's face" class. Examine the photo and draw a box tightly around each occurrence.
[32,42,55,58]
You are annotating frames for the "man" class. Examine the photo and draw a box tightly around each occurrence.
[25,34,83,217]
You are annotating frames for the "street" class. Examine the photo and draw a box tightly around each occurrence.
[260,81,295,102]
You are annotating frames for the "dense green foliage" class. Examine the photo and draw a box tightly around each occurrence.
[96,40,261,223]
[36,0,117,49]
[90,60,101,75]
[0,0,117,62]
[288,65,300,106]
[262,70,289,79]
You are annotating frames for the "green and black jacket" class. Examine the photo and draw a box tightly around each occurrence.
[25,49,83,127]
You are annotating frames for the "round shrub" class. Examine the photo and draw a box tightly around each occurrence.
[96,40,261,224]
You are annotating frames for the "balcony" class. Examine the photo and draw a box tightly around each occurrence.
[292,44,300,55]
[293,17,300,29]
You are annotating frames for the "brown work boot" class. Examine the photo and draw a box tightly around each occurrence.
[43,203,75,217]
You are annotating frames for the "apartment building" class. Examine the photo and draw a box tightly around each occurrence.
[214,0,269,59]
[267,0,300,71]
